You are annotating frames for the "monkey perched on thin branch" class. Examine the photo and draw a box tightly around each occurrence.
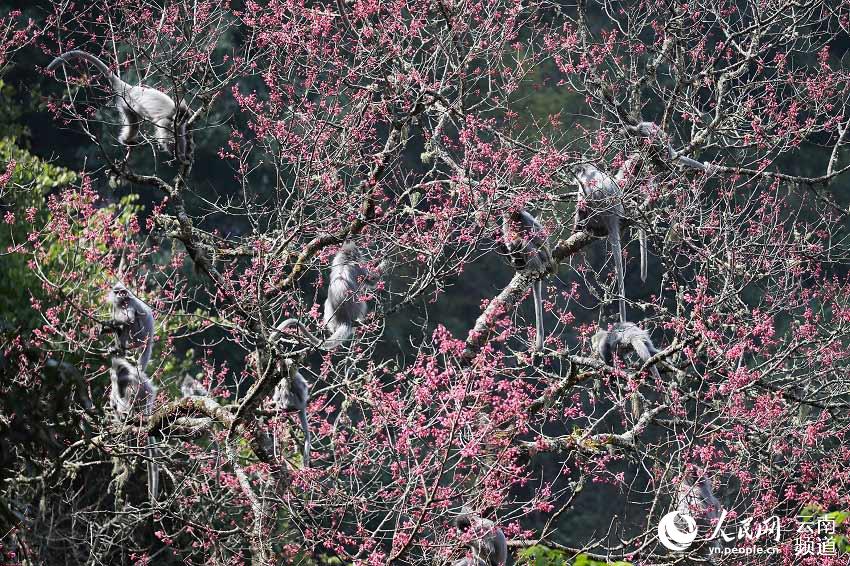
[502,208,555,352]
[106,282,155,373]
[279,242,382,350]
[48,50,193,162]
[592,321,662,416]
[573,164,629,323]
[626,121,712,173]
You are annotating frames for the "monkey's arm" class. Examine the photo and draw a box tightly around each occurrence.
[134,306,155,372]
[101,320,130,356]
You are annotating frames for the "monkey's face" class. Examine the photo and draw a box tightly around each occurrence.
[112,285,130,307]
[635,122,658,137]
[571,164,597,187]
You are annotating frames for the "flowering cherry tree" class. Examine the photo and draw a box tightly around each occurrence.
[3,0,850,564]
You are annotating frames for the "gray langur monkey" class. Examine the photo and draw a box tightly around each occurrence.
[502,209,555,352]
[107,282,155,371]
[109,357,159,502]
[107,282,155,372]
[278,242,382,350]
[271,368,311,467]
[572,164,628,323]
[626,121,712,173]
[453,512,508,566]
[592,322,661,416]
[180,374,209,398]
[676,473,723,557]
[47,50,192,162]
[677,474,723,523]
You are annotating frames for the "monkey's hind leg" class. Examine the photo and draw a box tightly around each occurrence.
[116,103,141,146]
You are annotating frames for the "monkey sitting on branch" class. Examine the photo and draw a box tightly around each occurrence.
[251,349,312,467]
[592,321,662,416]
[271,367,311,467]
[501,208,556,352]
[109,357,159,503]
[279,242,383,351]
[105,282,156,373]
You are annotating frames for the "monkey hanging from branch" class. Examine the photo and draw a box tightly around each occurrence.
[48,50,193,162]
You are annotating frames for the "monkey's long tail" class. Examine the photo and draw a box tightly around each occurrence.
[299,407,311,467]
[47,50,124,93]
[140,382,159,507]
[142,388,159,504]
[138,336,153,374]
[146,409,159,503]
[665,140,710,172]
[323,321,352,351]
[147,443,159,503]
[532,279,544,352]
[174,102,194,164]
[609,231,627,323]
[639,228,648,283]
